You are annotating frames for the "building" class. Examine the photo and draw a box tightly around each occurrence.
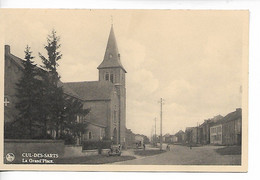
[199,115,223,145]
[175,130,186,143]
[4,25,127,146]
[210,108,242,145]
[125,128,136,148]
[163,133,170,143]
[210,124,222,144]
[185,126,200,144]
[4,44,83,139]
[222,108,242,145]
[170,135,178,143]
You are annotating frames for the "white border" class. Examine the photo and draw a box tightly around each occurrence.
[0,0,259,180]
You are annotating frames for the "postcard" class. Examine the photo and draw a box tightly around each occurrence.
[0,9,248,172]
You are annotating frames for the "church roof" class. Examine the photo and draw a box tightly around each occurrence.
[64,81,114,101]
[97,25,127,73]
[57,81,83,100]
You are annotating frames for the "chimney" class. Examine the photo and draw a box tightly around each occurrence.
[5,45,10,54]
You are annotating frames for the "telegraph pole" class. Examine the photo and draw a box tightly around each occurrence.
[159,98,164,151]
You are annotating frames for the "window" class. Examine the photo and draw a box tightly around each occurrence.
[4,97,10,107]
[89,132,92,140]
[110,74,114,83]
[105,73,109,81]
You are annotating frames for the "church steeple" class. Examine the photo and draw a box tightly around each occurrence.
[97,25,127,73]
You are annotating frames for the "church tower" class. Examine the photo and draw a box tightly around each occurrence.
[97,25,127,146]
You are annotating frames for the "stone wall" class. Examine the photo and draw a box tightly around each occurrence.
[64,145,110,157]
[4,139,64,164]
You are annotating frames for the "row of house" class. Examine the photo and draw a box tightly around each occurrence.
[161,108,242,146]
[162,130,186,144]
[186,108,242,146]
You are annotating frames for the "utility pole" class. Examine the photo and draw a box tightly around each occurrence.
[159,98,164,151]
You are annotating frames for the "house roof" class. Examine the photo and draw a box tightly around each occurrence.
[97,25,127,73]
[212,108,242,126]
[185,127,193,131]
[5,45,81,100]
[64,81,114,101]
[175,130,185,135]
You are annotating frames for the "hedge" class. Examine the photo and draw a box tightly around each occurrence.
[82,140,112,151]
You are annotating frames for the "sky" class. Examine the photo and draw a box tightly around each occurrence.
[2,10,247,137]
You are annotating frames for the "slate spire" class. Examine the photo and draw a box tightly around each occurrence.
[97,25,127,73]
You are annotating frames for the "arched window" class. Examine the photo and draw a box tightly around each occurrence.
[110,74,114,83]
[105,73,109,81]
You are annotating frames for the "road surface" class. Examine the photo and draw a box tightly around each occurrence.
[116,145,241,165]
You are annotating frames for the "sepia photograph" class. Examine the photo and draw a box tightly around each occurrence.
[0,9,248,171]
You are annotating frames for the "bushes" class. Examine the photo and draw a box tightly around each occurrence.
[60,134,76,145]
[82,140,112,151]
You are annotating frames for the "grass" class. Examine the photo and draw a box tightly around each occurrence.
[55,155,136,164]
[134,150,166,156]
[215,146,241,155]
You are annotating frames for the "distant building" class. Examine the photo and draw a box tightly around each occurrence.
[163,134,177,143]
[210,124,222,144]
[222,108,242,145]
[171,135,178,143]
[163,133,171,143]
[199,115,223,145]
[184,109,242,146]
[125,128,136,148]
[185,127,194,144]
[175,130,186,143]
[210,108,242,145]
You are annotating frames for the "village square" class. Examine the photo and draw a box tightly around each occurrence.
[3,10,243,165]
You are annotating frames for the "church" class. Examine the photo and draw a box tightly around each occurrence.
[4,25,127,146]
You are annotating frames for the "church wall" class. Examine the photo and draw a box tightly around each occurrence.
[82,100,111,139]
[109,89,120,143]
[119,86,126,146]
[119,68,126,86]
[82,124,105,141]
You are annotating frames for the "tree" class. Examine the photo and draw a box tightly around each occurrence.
[14,45,38,138]
[39,30,64,139]
[62,97,90,144]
